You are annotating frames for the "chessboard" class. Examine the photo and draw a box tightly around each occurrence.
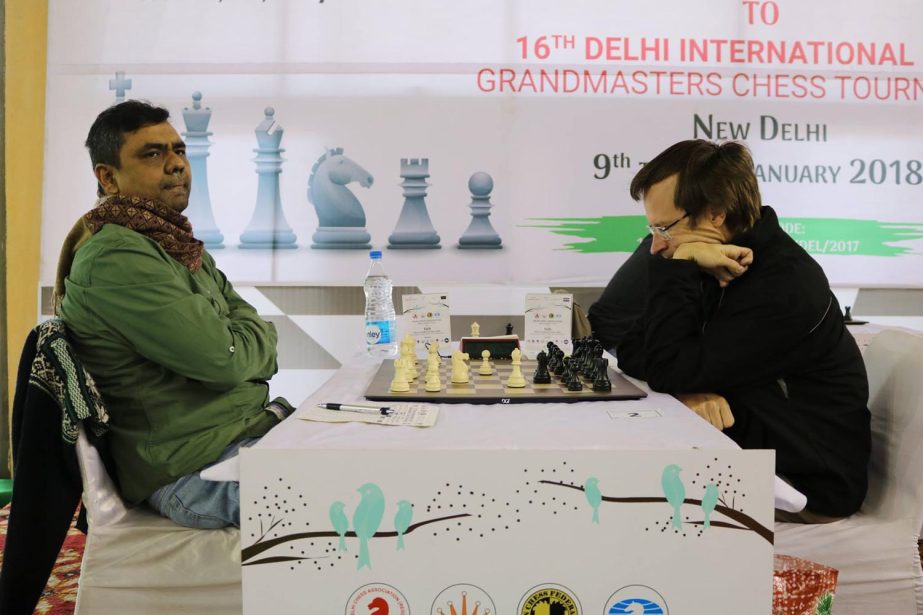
[364,358,647,404]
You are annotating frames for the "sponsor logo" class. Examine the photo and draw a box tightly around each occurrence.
[346,583,410,615]
[518,583,580,615]
[605,585,669,614]
[430,583,497,615]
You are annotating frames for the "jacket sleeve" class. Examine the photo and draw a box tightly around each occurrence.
[588,235,652,351]
[617,256,828,394]
[73,238,278,390]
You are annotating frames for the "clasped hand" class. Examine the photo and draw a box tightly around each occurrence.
[674,392,735,430]
[672,242,754,287]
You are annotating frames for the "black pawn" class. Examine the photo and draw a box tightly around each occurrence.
[593,357,612,392]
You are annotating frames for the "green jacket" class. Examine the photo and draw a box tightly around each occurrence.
[60,224,279,503]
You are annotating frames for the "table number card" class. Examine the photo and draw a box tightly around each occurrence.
[524,292,573,358]
[401,293,452,355]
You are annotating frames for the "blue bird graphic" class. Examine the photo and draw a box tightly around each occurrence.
[393,500,413,550]
[584,476,602,524]
[329,501,349,551]
[701,483,720,529]
[352,483,385,570]
[661,464,686,529]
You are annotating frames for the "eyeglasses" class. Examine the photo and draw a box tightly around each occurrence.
[647,213,688,241]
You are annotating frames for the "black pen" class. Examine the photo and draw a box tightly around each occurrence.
[317,403,394,416]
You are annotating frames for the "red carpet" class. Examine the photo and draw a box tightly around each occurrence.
[0,505,83,615]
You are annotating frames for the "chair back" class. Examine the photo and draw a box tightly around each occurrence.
[76,428,131,527]
[860,329,923,529]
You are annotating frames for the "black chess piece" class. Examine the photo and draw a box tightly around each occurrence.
[593,357,612,392]
[505,322,514,335]
[553,350,567,376]
[533,351,552,384]
[566,370,584,391]
[844,306,852,321]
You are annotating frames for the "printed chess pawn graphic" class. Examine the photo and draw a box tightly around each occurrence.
[308,147,374,249]
[181,92,224,249]
[478,350,493,375]
[239,107,298,249]
[458,171,502,249]
[388,158,441,249]
[506,348,526,388]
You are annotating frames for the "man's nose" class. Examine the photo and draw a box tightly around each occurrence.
[165,150,186,173]
[650,234,669,255]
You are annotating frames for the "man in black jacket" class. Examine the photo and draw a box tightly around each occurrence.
[614,139,870,519]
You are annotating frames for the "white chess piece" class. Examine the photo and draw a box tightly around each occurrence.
[424,368,442,392]
[450,351,470,384]
[479,349,492,375]
[506,348,526,388]
[470,322,480,337]
[389,360,411,392]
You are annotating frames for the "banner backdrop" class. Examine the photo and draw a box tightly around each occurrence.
[42,0,923,287]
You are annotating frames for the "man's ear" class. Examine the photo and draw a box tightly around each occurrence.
[94,164,120,195]
[709,209,727,228]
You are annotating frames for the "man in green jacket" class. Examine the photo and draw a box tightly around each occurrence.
[57,100,287,528]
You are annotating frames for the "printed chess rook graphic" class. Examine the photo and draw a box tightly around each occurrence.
[388,158,441,249]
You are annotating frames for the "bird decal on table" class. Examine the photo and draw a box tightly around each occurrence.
[394,500,413,550]
[583,476,602,524]
[701,483,719,529]
[329,501,349,551]
[353,482,385,570]
[661,464,686,529]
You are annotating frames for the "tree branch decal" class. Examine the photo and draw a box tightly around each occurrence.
[539,479,773,545]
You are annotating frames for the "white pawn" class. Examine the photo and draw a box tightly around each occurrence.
[450,351,470,384]
[506,348,526,388]
[479,349,493,375]
[389,360,410,392]
[424,368,442,392]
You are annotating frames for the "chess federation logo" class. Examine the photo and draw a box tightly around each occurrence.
[430,583,497,615]
[605,585,669,614]
[518,583,580,615]
[346,583,409,615]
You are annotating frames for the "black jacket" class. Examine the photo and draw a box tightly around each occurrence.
[616,207,870,516]
[588,234,653,352]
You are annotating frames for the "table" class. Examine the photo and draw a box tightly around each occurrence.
[228,355,780,613]
[204,354,807,512]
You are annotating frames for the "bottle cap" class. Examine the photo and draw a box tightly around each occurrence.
[369,250,382,259]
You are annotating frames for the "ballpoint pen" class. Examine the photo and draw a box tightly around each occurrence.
[318,403,394,416]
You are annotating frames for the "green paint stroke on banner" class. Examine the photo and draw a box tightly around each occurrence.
[524,216,923,256]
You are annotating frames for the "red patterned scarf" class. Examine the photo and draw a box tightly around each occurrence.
[84,194,204,272]
[54,195,204,314]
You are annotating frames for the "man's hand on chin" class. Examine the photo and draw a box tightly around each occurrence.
[675,392,735,430]
[672,242,753,287]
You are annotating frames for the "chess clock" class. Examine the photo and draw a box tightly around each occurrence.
[458,335,521,360]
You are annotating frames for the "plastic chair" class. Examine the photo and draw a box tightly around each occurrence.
[775,329,923,614]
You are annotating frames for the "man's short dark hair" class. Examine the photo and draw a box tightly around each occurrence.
[629,139,761,236]
[85,100,171,169]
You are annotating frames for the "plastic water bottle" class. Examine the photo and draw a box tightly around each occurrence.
[363,250,398,358]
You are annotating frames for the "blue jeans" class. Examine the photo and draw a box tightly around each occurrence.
[147,437,259,529]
